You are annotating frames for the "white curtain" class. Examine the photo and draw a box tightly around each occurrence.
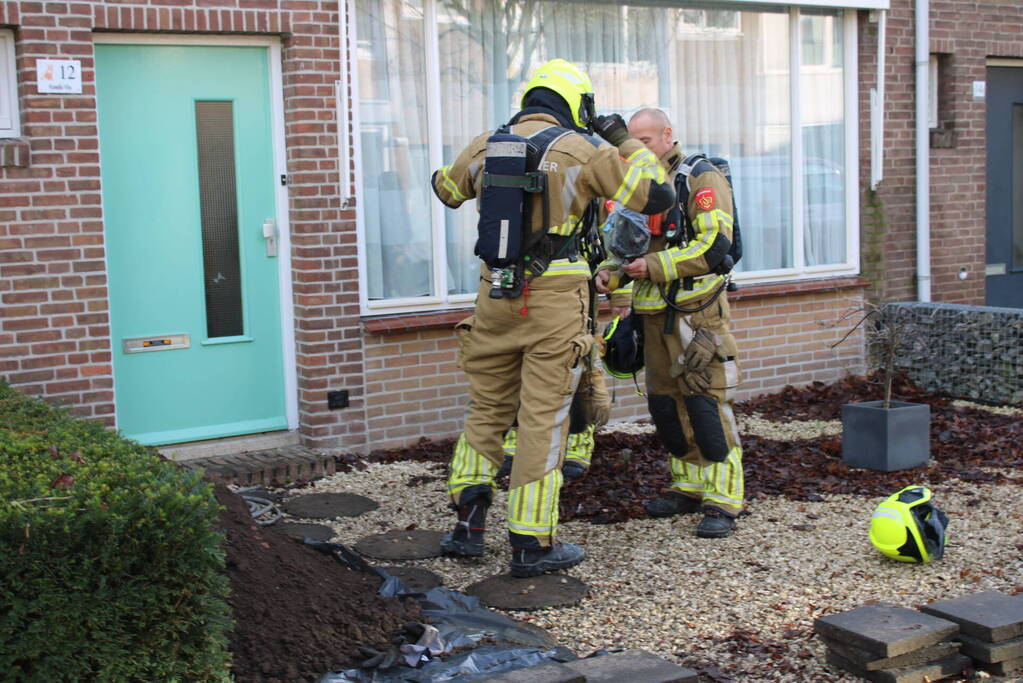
[801,10,846,267]
[357,0,848,301]
[357,0,433,300]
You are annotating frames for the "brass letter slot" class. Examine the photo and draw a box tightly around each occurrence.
[123,334,190,354]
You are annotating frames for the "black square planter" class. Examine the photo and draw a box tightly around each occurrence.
[841,401,931,472]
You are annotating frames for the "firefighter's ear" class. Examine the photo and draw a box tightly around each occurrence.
[662,126,673,147]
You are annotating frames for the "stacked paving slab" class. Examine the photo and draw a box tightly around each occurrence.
[478,649,698,683]
[921,590,1023,677]
[813,603,969,683]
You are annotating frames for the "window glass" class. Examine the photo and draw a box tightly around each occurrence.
[801,10,845,266]
[0,29,19,137]
[356,1,851,306]
[356,0,434,300]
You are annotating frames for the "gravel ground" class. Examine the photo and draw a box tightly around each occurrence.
[280,421,1023,682]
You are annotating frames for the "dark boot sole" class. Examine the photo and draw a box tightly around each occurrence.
[440,538,484,557]
[646,497,702,518]
[509,553,586,578]
[696,527,735,538]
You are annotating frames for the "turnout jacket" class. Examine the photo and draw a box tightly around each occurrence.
[607,142,735,313]
[432,112,674,281]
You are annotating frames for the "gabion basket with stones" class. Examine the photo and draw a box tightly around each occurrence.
[888,302,1023,405]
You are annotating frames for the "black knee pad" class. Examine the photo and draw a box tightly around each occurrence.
[458,483,493,508]
[683,395,729,462]
[647,393,688,458]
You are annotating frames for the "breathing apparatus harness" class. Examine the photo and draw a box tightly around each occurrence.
[657,154,743,333]
[477,123,599,306]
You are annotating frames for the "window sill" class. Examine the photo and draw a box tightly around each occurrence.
[729,275,869,302]
[361,276,869,336]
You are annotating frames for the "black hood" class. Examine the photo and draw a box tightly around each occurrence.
[508,87,588,134]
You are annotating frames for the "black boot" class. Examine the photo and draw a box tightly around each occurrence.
[561,460,587,482]
[496,455,513,479]
[645,491,702,518]
[508,532,586,578]
[440,485,491,557]
[696,506,738,538]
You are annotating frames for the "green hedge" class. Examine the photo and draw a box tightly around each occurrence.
[0,382,231,682]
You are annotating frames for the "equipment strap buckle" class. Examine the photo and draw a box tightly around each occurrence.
[482,171,546,193]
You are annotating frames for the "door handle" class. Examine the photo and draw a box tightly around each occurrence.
[262,219,278,257]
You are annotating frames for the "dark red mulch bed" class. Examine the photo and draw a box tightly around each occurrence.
[343,373,1023,525]
[215,484,420,682]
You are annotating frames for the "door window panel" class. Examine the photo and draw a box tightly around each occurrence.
[195,101,244,338]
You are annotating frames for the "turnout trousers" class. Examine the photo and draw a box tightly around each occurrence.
[641,295,744,515]
[449,272,592,545]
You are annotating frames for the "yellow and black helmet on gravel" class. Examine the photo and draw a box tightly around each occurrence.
[869,486,949,563]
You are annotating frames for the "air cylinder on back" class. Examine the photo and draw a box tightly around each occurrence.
[477,129,528,268]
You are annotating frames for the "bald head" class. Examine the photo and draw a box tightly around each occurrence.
[628,108,674,158]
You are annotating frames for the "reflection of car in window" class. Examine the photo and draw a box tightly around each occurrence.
[723,155,845,271]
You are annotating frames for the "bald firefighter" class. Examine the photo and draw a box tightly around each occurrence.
[431,60,674,577]
[596,107,744,538]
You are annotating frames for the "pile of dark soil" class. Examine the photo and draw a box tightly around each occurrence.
[358,373,1023,525]
[214,484,419,682]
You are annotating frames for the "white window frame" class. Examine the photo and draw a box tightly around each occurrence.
[353,3,862,314]
[0,29,20,137]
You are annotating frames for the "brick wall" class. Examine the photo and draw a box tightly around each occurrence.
[858,0,1023,305]
[0,0,367,448]
[360,282,867,451]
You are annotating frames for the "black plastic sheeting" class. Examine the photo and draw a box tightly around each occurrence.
[306,540,578,683]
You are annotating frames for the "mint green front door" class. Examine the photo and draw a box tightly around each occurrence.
[96,44,287,445]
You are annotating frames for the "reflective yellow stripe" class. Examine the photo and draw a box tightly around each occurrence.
[549,215,582,237]
[448,434,497,502]
[661,209,732,273]
[564,425,595,466]
[631,275,726,312]
[440,165,467,202]
[507,468,562,536]
[537,259,591,278]
[502,428,517,457]
[669,458,704,493]
[701,447,743,511]
[612,163,641,204]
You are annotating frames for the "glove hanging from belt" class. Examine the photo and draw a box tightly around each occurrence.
[670,327,719,395]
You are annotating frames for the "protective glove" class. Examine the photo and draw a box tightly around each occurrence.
[679,367,712,395]
[684,327,719,375]
[592,114,630,147]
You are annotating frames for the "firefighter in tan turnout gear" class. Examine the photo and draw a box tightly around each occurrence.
[431,60,674,577]
[597,107,745,538]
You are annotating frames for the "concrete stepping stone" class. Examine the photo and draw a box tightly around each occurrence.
[819,635,959,671]
[562,649,699,683]
[477,661,583,682]
[920,590,1023,643]
[813,603,959,658]
[282,492,378,519]
[980,653,1023,677]
[825,651,970,683]
[353,530,445,560]
[273,521,335,542]
[465,573,588,610]
[379,566,443,592]
[957,632,1023,664]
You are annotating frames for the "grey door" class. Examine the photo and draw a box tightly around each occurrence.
[986,66,1023,308]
